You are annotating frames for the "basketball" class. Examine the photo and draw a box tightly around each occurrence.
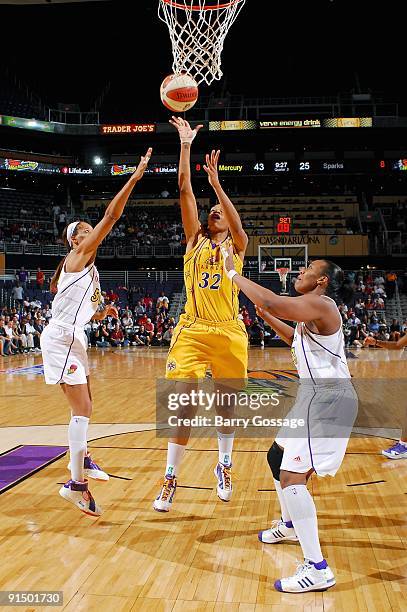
[160,73,199,112]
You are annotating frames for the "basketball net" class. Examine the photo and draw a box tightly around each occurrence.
[158,0,247,86]
[276,268,290,295]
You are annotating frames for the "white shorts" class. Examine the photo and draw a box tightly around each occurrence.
[40,322,89,385]
[275,381,358,477]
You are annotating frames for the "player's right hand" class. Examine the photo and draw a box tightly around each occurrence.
[132,147,153,181]
[363,336,376,346]
[170,116,203,144]
[255,305,265,319]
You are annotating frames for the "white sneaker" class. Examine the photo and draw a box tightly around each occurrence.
[153,475,177,512]
[214,462,232,502]
[275,560,336,593]
[382,441,407,459]
[258,519,299,543]
[67,453,109,481]
[59,479,102,517]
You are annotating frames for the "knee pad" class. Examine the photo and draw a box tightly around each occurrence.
[267,441,283,481]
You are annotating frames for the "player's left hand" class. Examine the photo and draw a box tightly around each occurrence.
[203,149,221,186]
[221,245,235,274]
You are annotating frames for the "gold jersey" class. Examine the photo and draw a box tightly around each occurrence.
[183,235,243,322]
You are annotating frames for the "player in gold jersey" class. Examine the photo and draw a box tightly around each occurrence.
[154,116,248,512]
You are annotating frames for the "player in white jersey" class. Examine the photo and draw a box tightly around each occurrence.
[221,252,358,593]
[41,148,152,517]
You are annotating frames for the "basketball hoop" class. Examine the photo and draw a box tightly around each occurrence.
[158,0,247,86]
[276,268,290,295]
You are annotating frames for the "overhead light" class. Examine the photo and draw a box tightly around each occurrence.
[93,156,103,165]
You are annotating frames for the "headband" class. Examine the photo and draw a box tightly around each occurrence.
[66,221,80,248]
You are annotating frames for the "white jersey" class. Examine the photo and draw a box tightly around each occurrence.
[291,296,350,380]
[51,263,101,329]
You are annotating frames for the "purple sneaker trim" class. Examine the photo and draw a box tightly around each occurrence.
[274,580,283,592]
[284,520,294,528]
[84,455,102,470]
[258,531,264,542]
[64,479,88,492]
[312,559,328,570]
[385,442,407,454]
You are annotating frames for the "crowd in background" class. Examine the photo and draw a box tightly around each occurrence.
[1,268,407,357]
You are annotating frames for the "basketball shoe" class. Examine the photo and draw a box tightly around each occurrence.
[274,559,335,593]
[153,475,177,512]
[59,479,102,517]
[382,441,407,459]
[67,453,109,481]
[258,519,299,543]
[214,462,232,502]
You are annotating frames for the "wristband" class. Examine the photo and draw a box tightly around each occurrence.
[227,269,238,281]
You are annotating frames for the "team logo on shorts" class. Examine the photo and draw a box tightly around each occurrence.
[67,364,78,375]
[167,360,177,372]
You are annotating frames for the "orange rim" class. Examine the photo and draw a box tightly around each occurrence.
[161,0,243,10]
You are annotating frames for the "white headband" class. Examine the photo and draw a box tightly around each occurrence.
[66,221,80,248]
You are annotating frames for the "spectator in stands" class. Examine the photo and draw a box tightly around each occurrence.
[95,324,111,348]
[157,291,169,308]
[24,317,41,351]
[106,288,119,303]
[16,267,28,289]
[145,318,155,343]
[249,317,265,348]
[390,319,401,341]
[36,267,45,290]
[133,324,150,346]
[142,293,153,311]
[386,271,397,299]
[134,300,146,317]
[162,325,174,346]
[12,282,24,306]
[137,312,148,327]
[4,321,20,354]
[121,310,134,331]
[110,323,126,348]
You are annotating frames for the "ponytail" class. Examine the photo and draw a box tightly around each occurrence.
[50,222,81,293]
[321,260,354,305]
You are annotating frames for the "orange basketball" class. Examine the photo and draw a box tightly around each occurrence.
[160,73,199,112]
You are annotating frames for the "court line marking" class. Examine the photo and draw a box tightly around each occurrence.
[347,480,386,487]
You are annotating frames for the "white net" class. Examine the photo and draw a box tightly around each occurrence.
[158,0,246,86]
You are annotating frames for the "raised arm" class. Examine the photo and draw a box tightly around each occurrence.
[68,148,152,269]
[255,306,294,346]
[170,116,203,249]
[204,150,248,260]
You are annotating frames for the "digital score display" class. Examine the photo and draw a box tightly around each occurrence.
[277,217,292,233]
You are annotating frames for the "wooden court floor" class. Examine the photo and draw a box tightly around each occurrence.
[0,347,406,611]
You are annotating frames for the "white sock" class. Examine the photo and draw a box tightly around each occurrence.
[217,431,234,466]
[165,442,186,478]
[282,484,323,563]
[274,479,292,524]
[68,415,89,482]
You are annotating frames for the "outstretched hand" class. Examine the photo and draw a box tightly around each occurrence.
[169,116,203,144]
[220,245,236,274]
[203,149,221,186]
[363,336,376,347]
[132,147,153,181]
